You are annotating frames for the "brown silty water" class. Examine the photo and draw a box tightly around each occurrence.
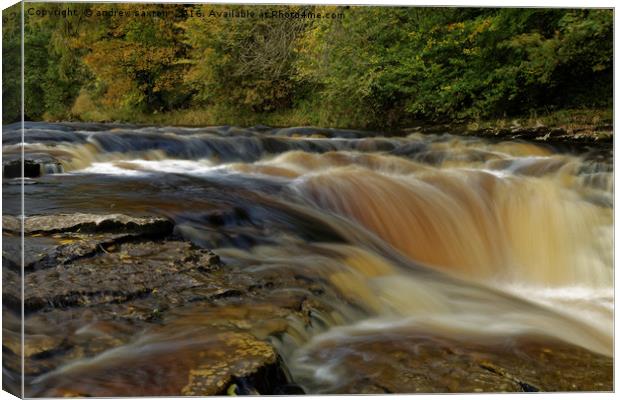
[1,123,613,395]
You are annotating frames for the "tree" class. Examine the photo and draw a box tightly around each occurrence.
[2,4,21,123]
[81,4,190,114]
[182,4,309,114]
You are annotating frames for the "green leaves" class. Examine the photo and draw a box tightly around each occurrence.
[7,5,612,126]
[182,5,309,114]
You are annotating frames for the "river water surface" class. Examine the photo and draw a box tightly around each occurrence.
[2,122,613,394]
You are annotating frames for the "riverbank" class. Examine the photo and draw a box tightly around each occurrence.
[40,108,613,146]
[402,108,613,146]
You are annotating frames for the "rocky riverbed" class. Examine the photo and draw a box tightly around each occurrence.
[3,212,612,396]
[2,122,614,395]
[3,213,305,395]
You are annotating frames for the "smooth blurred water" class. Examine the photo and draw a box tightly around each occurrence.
[4,122,613,394]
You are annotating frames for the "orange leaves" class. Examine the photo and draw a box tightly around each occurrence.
[78,4,188,111]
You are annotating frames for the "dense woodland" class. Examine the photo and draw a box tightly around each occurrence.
[2,3,613,128]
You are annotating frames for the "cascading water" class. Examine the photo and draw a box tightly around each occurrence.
[2,122,613,394]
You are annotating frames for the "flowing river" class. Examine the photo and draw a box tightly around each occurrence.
[2,122,613,395]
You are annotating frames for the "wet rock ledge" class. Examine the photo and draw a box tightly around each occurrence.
[2,213,303,396]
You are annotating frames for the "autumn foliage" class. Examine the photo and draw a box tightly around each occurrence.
[2,4,613,128]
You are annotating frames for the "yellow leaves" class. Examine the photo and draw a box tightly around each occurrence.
[425,37,436,50]
[447,22,465,31]
[467,17,493,42]
[462,47,481,56]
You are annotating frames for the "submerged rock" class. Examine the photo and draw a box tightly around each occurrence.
[33,331,287,397]
[296,331,613,393]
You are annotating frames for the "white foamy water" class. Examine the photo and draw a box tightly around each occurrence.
[76,162,149,176]
[73,159,226,176]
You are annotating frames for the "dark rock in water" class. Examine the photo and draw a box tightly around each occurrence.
[2,153,64,178]
[3,159,39,178]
